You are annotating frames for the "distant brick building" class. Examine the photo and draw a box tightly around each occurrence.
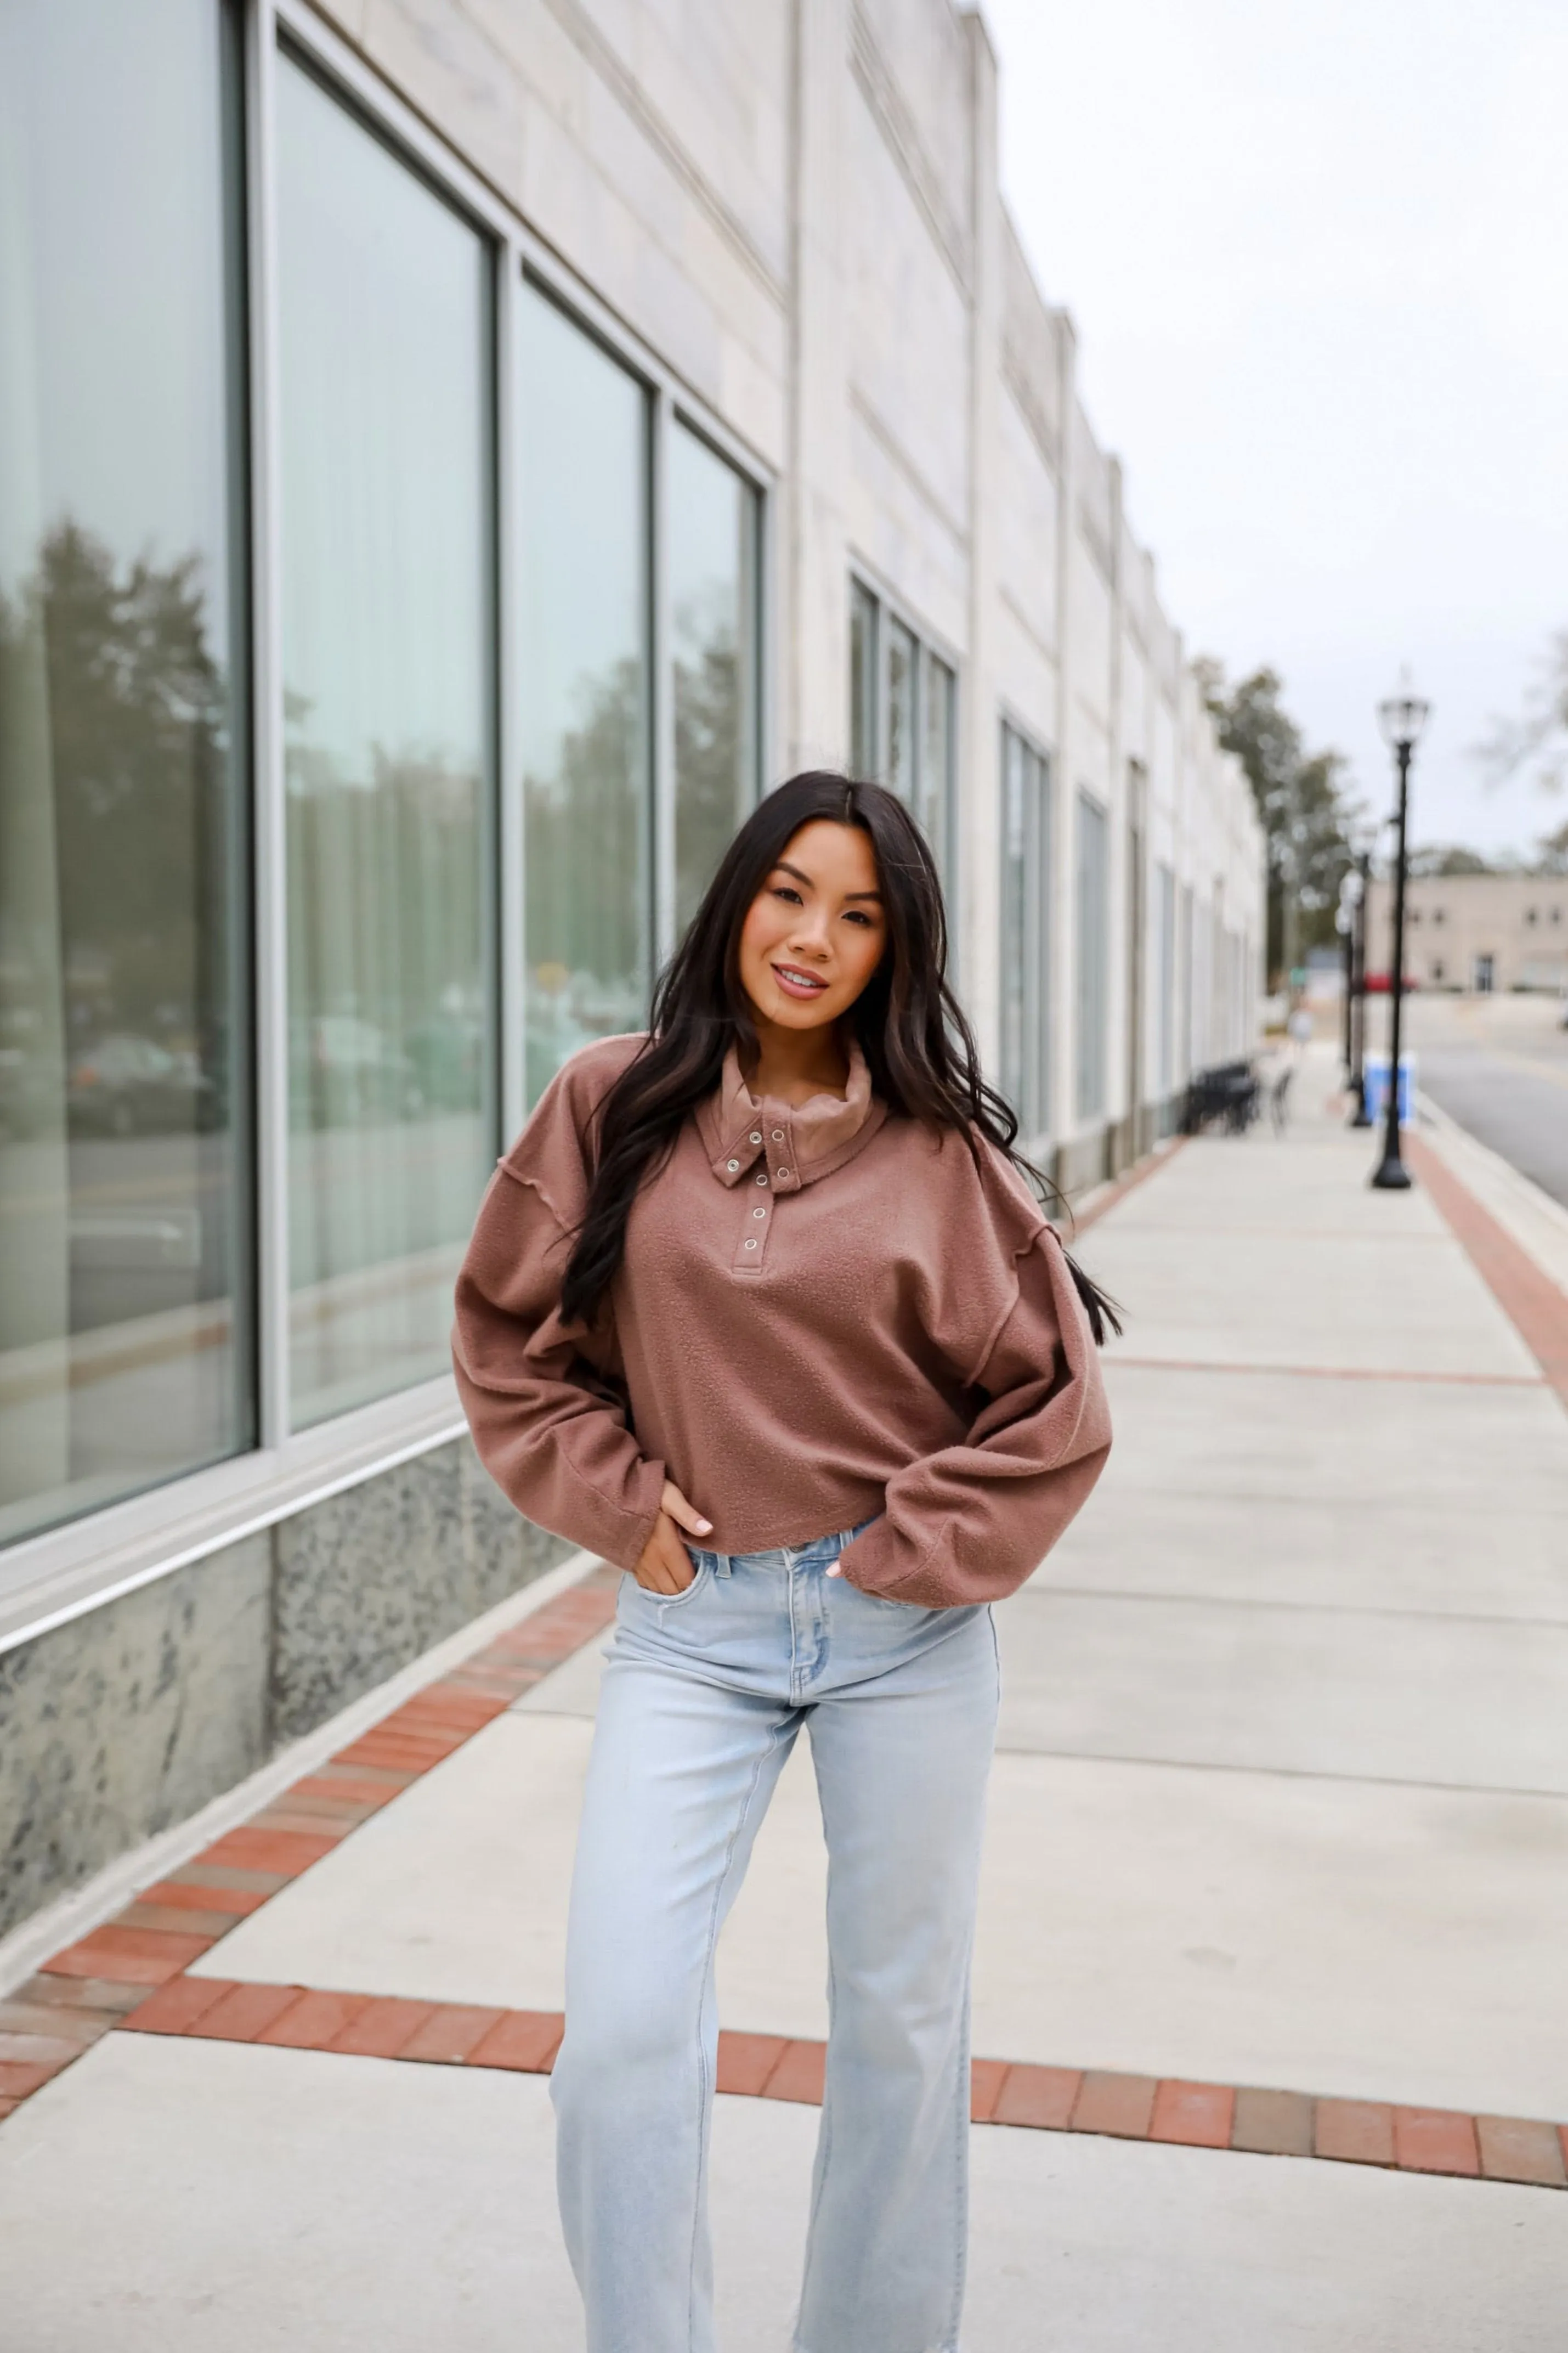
[1367,873,1568,994]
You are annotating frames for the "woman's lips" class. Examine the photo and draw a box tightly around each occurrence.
[772,962,829,1000]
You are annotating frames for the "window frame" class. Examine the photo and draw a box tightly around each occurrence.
[998,714,1052,1141]
[0,0,775,1633]
[847,568,959,879]
[1074,787,1111,1122]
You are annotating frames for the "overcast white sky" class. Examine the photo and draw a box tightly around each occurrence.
[981,0,1568,858]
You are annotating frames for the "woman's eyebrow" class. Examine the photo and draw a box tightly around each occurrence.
[773,859,881,902]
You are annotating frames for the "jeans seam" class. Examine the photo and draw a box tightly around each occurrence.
[688,1716,784,2353]
[801,1936,839,2269]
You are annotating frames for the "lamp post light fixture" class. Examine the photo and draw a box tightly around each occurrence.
[1370,679,1431,1188]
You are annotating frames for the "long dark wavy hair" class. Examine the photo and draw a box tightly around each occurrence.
[561,771,1121,1344]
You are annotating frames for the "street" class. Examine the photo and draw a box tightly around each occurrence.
[1397,992,1568,1210]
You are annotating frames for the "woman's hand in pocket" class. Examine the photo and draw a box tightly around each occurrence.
[632,1481,714,1595]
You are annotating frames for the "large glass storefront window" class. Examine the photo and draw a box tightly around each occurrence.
[670,422,760,935]
[1075,789,1110,1120]
[999,722,1050,1135]
[519,284,652,1106]
[847,578,953,872]
[276,55,495,1428]
[0,0,251,1543]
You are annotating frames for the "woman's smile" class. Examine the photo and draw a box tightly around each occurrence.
[771,961,830,998]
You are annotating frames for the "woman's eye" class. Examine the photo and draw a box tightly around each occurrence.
[845,910,873,927]
[772,885,803,905]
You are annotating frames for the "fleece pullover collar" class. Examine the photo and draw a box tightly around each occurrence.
[695,1039,887,1195]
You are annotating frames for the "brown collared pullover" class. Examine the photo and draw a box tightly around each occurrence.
[451,1033,1111,1608]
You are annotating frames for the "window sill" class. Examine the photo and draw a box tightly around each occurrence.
[0,1378,468,1657]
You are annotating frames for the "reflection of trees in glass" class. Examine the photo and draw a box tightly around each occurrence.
[524,652,647,1102]
[675,588,744,933]
[285,719,484,1133]
[0,520,233,1133]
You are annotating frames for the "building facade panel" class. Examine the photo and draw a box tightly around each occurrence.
[0,0,1264,1944]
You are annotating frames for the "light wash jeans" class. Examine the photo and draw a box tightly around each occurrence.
[551,1523,1000,2353]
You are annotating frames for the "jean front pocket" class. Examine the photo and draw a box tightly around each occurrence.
[624,1553,712,1612]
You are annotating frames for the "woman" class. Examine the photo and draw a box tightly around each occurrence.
[452,771,1116,2353]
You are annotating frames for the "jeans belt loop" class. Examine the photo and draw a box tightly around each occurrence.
[712,1550,732,1579]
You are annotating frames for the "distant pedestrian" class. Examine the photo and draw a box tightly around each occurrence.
[454,772,1117,2353]
[1287,1000,1313,1057]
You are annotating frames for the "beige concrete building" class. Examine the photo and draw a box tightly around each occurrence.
[1368,873,1568,995]
[0,0,1263,1945]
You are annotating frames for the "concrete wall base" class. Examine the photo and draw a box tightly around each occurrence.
[0,1441,570,1942]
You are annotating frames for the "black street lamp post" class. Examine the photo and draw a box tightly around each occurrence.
[1370,681,1430,1190]
[1338,876,1355,1079]
[1348,844,1373,1127]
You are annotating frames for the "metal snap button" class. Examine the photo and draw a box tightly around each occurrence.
[749,1131,762,1144]
[755,1172,767,1185]
[752,1206,766,1218]
[776,1169,790,1182]
[726,1159,740,1172]
[743,1238,758,1250]
[771,1128,785,1142]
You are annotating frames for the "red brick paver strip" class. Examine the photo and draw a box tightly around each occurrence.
[0,2058,68,2100]
[1394,2107,1480,2177]
[166,1863,291,1896]
[1315,2098,1396,2166]
[1071,2070,1157,2139]
[138,1878,274,1918]
[993,2064,1082,2131]
[0,1995,132,2044]
[398,2005,506,2065]
[191,1982,304,2045]
[762,2040,827,2104]
[196,1827,339,1878]
[10,1972,149,2016]
[41,1923,214,1986]
[1407,1133,1568,1406]
[1232,2086,1315,2158]
[1477,2115,1567,2188]
[326,1997,437,2060]
[469,2011,564,2073]
[0,2032,83,2070]
[716,2032,790,2096]
[115,1900,244,1940]
[256,1989,370,2050]
[1071,1140,1186,1234]
[120,1976,237,2036]
[1151,2079,1235,2148]
[969,2057,1011,2123]
[21,1969,1552,2198]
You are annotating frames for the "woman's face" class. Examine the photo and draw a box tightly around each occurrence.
[737,819,887,1033]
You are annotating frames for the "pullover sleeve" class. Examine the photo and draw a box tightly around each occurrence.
[837,1153,1112,1609]
[450,1042,667,1573]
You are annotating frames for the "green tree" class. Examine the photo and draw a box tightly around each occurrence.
[1475,630,1568,799]
[1535,817,1568,876]
[1408,843,1494,878]
[1195,661,1358,984]
[0,518,235,1080]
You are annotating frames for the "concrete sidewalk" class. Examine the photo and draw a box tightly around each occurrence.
[3,1050,1567,2349]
